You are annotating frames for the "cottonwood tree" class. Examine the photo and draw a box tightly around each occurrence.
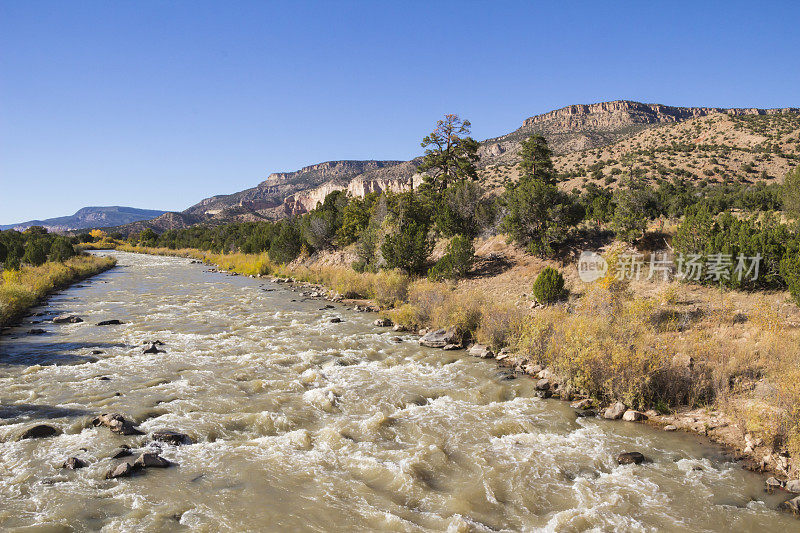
[418,114,479,193]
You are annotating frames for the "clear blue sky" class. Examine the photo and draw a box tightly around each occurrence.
[1,1,798,224]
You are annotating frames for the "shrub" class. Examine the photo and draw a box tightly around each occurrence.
[268,221,303,264]
[781,252,800,306]
[475,302,526,351]
[431,290,484,342]
[49,237,76,262]
[784,164,800,220]
[428,235,474,281]
[22,238,48,266]
[532,267,566,305]
[373,270,410,308]
[381,220,433,275]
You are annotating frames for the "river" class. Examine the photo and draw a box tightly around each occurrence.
[0,251,795,532]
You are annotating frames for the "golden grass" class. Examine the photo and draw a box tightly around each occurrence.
[0,254,116,327]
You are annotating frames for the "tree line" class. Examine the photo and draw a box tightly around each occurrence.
[120,115,800,301]
[0,226,78,270]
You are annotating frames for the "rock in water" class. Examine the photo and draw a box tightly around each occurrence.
[62,457,87,469]
[468,344,494,358]
[622,410,647,422]
[778,495,800,515]
[419,328,458,348]
[112,445,133,459]
[53,315,83,324]
[134,452,172,468]
[28,328,47,335]
[96,320,123,326]
[571,399,594,410]
[373,318,393,327]
[152,430,192,445]
[786,479,800,494]
[143,343,165,354]
[617,452,646,465]
[603,402,627,420]
[105,462,136,479]
[92,413,144,435]
[20,424,60,439]
[535,379,551,391]
[329,317,342,323]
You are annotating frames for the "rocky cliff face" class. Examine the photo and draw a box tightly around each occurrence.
[478,100,799,164]
[521,100,797,131]
[182,160,404,219]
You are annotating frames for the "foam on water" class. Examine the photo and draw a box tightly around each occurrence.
[0,251,796,532]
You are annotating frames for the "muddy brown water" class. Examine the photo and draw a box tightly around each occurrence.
[0,251,797,532]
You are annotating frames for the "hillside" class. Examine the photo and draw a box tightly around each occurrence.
[0,206,167,232]
[481,110,800,191]
[111,101,800,235]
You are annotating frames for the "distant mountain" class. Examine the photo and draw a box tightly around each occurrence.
[110,100,800,235]
[0,206,168,232]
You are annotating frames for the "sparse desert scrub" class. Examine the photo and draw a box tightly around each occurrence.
[512,282,712,409]
[0,254,116,326]
[475,301,526,350]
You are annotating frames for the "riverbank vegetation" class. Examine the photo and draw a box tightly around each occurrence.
[0,253,116,328]
[107,114,800,471]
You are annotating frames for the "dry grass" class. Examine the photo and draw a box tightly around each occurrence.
[0,254,116,326]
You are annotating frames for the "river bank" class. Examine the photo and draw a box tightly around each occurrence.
[0,254,117,329]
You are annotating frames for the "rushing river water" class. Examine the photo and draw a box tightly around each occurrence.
[0,251,796,532]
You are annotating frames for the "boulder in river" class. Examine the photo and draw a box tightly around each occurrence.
[152,430,192,445]
[134,452,172,468]
[374,318,393,327]
[617,452,647,465]
[571,399,595,410]
[53,315,83,324]
[787,479,800,493]
[92,413,144,435]
[20,424,60,439]
[112,445,133,459]
[28,328,47,335]
[468,344,494,358]
[622,410,647,422]
[105,461,137,479]
[96,320,123,326]
[419,328,458,348]
[62,457,87,470]
[329,317,342,323]
[535,378,551,391]
[603,402,627,420]
[778,495,800,515]
[143,343,165,354]
[442,343,462,350]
